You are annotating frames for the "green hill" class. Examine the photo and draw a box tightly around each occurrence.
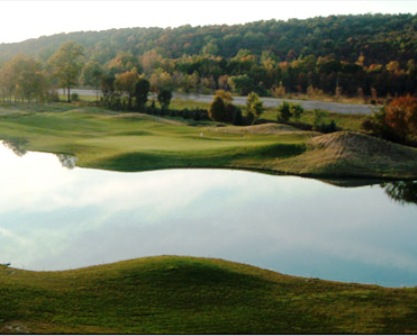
[1,256,417,334]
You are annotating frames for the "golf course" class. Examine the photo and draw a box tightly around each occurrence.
[1,102,417,179]
[1,100,417,334]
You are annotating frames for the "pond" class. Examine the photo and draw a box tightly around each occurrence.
[1,141,417,287]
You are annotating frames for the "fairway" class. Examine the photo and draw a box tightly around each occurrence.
[0,108,310,173]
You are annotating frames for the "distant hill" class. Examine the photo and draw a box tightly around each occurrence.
[1,14,416,65]
[1,13,416,98]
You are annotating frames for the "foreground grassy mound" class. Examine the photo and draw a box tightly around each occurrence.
[276,131,417,179]
[1,256,417,334]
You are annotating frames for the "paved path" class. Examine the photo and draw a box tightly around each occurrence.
[67,89,379,115]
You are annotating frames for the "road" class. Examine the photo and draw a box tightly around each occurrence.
[67,89,379,115]
[175,93,379,115]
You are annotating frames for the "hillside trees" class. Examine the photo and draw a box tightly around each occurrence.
[1,14,417,104]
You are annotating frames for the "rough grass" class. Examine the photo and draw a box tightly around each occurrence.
[275,131,417,179]
[1,256,417,334]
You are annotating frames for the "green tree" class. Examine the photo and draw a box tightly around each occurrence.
[208,96,227,122]
[157,89,172,111]
[312,109,329,131]
[208,90,238,122]
[48,41,84,102]
[228,75,254,95]
[277,101,291,122]
[245,92,264,124]
[135,77,151,111]
[290,103,304,121]
[100,72,116,108]
[82,61,104,100]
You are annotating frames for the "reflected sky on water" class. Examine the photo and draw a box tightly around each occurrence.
[1,142,417,287]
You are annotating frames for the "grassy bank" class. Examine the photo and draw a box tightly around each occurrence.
[0,103,417,179]
[1,256,417,334]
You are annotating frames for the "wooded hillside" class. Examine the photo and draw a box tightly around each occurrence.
[1,13,416,99]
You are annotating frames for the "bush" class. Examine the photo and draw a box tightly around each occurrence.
[71,92,80,101]
[362,96,417,146]
[277,101,304,122]
[277,101,291,122]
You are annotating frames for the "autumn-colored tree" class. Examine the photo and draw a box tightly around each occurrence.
[114,68,138,109]
[385,95,417,138]
[48,41,84,102]
[245,92,264,124]
[0,55,47,103]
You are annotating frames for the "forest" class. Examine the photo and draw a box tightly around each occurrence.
[1,13,417,103]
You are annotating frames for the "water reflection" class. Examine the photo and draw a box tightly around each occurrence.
[1,142,417,287]
[2,138,28,156]
[56,153,77,169]
[382,180,417,205]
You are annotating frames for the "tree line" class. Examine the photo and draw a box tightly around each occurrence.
[1,14,417,103]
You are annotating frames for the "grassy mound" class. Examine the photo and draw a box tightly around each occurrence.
[1,256,417,334]
[277,131,417,178]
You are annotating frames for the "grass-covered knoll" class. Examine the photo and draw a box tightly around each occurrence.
[1,256,417,334]
[277,131,417,179]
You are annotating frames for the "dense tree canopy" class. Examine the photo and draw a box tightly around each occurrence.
[1,14,417,101]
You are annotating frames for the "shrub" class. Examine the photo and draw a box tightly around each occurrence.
[362,96,417,146]
[277,101,291,122]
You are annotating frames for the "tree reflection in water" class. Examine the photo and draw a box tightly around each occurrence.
[56,154,77,169]
[1,138,28,157]
[381,180,417,205]
[2,139,76,169]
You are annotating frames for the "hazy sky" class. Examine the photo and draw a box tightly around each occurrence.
[0,1,417,44]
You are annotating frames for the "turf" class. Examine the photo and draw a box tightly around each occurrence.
[0,107,311,174]
[1,256,417,334]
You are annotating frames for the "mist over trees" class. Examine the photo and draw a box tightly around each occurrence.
[1,13,417,104]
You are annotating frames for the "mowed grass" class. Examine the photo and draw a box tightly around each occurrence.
[0,107,309,172]
[1,105,417,333]
[1,256,417,334]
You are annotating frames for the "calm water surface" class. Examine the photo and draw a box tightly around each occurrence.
[1,142,417,287]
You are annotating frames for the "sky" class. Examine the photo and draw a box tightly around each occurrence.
[0,0,417,44]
